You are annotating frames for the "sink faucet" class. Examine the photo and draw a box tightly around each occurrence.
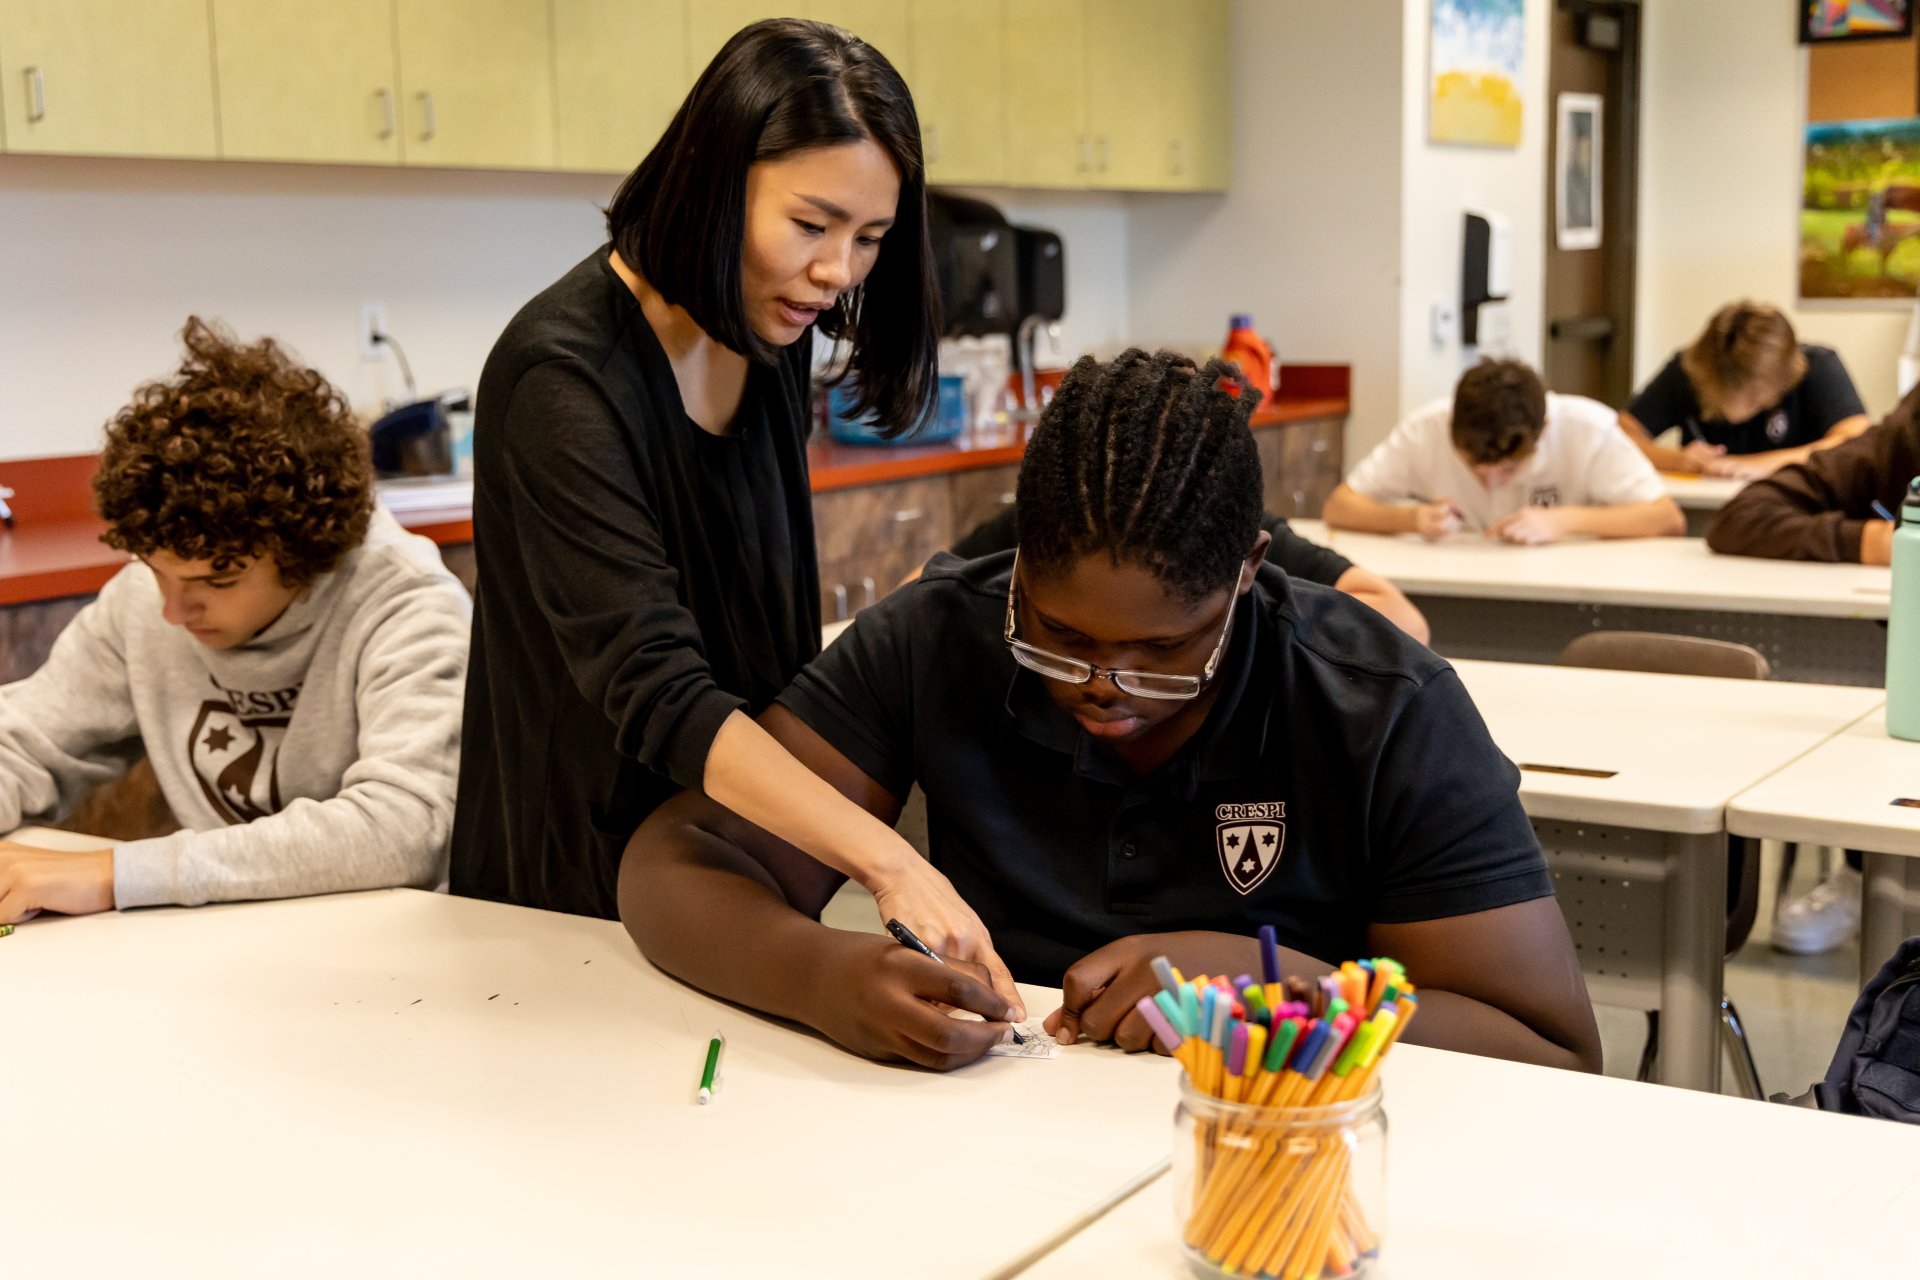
[1016,315,1061,418]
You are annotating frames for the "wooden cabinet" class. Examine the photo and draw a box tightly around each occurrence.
[1255,418,1344,520]
[552,0,686,173]
[949,464,1019,542]
[1004,0,1086,188]
[394,0,554,169]
[688,1,781,81]
[908,0,1003,186]
[0,0,217,158]
[813,475,954,623]
[0,593,90,685]
[213,0,402,165]
[1163,0,1229,190]
[809,1,910,72]
[1082,0,1162,190]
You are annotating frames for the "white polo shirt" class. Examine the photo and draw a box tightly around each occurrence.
[1344,392,1665,530]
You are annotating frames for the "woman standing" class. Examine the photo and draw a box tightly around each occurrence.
[453,20,1018,1011]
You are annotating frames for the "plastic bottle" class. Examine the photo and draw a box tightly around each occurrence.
[1222,315,1277,401]
[1887,476,1920,741]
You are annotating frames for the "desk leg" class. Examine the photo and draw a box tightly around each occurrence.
[1658,832,1725,1093]
[1860,852,1913,986]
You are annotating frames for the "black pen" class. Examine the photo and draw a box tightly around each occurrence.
[885,918,1023,1043]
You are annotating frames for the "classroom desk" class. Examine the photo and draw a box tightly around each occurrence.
[1660,472,1746,535]
[1727,709,1920,984]
[1451,660,1883,1091]
[1297,520,1890,686]
[1021,1042,1920,1280]
[2,888,1177,1278]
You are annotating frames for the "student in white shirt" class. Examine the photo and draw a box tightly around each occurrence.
[1324,358,1684,544]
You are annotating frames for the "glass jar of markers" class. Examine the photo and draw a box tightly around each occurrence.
[1172,1077,1387,1279]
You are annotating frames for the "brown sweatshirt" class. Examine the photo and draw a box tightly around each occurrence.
[1705,387,1920,563]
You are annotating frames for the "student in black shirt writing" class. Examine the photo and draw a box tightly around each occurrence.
[621,350,1600,1074]
[454,19,1020,1010]
[1620,302,1869,480]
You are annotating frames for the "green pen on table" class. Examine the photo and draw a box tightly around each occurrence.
[697,1031,724,1105]
[0,923,13,938]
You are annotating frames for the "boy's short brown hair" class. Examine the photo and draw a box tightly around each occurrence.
[1680,302,1806,419]
[1450,358,1548,465]
[94,317,373,588]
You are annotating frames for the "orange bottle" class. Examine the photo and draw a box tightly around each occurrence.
[1222,314,1276,401]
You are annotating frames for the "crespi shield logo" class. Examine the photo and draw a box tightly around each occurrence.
[187,690,296,824]
[1216,801,1285,896]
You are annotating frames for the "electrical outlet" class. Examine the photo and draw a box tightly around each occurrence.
[359,302,388,362]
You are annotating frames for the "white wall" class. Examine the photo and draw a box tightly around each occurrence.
[0,156,619,461]
[1124,0,1406,456]
[1397,0,1551,425]
[956,187,1134,365]
[1637,0,1908,418]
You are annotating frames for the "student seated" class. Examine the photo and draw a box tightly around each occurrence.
[1620,302,1869,480]
[1705,385,1919,566]
[621,349,1601,1074]
[947,506,1431,644]
[1324,358,1682,544]
[0,318,471,924]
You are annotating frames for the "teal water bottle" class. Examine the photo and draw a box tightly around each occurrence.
[1887,477,1920,740]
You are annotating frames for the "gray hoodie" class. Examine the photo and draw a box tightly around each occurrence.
[0,507,470,907]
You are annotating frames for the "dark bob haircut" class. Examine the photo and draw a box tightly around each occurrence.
[605,18,940,437]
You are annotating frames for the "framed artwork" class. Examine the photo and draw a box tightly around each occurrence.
[1800,0,1913,43]
[1801,116,1920,302]
[1429,0,1525,148]
[1556,93,1602,251]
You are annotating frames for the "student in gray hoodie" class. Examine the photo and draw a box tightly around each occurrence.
[0,318,470,924]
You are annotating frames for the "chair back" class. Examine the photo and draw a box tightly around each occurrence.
[1557,631,1772,681]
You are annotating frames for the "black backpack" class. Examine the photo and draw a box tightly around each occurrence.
[1782,937,1920,1122]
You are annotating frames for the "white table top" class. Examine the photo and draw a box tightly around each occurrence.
[1452,660,1883,834]
[1294,520,1891,619]
[1660,472,1747,510]
[2,889,1176,1278]
[1022,1042,1920,1280]
[1729,708,1920,857]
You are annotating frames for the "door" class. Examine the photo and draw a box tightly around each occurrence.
[553,0,686,173]
[909,0,1004,186]
[394,0,554,169]
[1161,0,1229,191]
[213,0,401,165]
[0,0,217,158]
[1083,0,1161,189]
[1542,0,1641,406]
[1004,0,1085,187]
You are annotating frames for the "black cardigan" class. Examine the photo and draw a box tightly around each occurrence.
[452,249,820,917]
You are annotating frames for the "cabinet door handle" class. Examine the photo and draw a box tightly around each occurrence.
[926,124,940,166]
[1078,135,1093,174]
[891,508,924,523]
[1169,138,1185,176]
[997,491,1015,506]
[23,66,45,123]
[375,87,395,140]
[1311,439,1329,453]
[417,90,436,142]
[832,584,849,622]
[1097,136,1110,172]
[860,577,876,607]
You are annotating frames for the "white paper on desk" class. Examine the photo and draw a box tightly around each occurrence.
[988,1021,1060,1059]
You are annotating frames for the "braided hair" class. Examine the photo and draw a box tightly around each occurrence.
[1015,348,1264,604]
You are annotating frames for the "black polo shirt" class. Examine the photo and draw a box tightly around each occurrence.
[777,552,1551,986]
[1627,345,1864,454]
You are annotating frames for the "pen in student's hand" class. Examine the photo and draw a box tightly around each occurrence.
[0,923,13,938]
[697,1031,724,1105]
[1872,499,1898,523]
[885,917,1023,1043]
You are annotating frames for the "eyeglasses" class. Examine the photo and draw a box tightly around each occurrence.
[1003,551,1236,701]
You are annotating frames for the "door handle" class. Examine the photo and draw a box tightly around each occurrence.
[860,577,876,607]
[23,66,45,123]
[891,508,924,523]
[831,584,848,622]
[417,90,436,142]
[375,87,395,140]
[926,124,940,166]
[1549,315,1616,342]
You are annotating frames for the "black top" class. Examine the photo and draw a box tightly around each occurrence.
[453,248,820,918]
[949,508,1354,588]
[1627,345,1864,454]
[778,552,1550,986]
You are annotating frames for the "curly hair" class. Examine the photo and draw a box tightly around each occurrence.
[1015,348,1263,604]
[94,317,373,588]
[1450,357,1548,465]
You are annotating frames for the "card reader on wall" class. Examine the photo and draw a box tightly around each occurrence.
[1460,209,1512,346]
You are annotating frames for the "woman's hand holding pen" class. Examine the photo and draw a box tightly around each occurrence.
[810,932,1017,1070]
[866,854,1025,1020]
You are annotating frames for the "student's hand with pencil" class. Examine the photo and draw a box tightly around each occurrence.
[866,857,1025,1020]
[1678,440,1726,474]
[1412,499,1464,541]
[810,932,1018,1070]
[1047,933,1260,1053]
[0,840,115,922]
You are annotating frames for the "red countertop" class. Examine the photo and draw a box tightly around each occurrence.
[0,365,1347,607]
